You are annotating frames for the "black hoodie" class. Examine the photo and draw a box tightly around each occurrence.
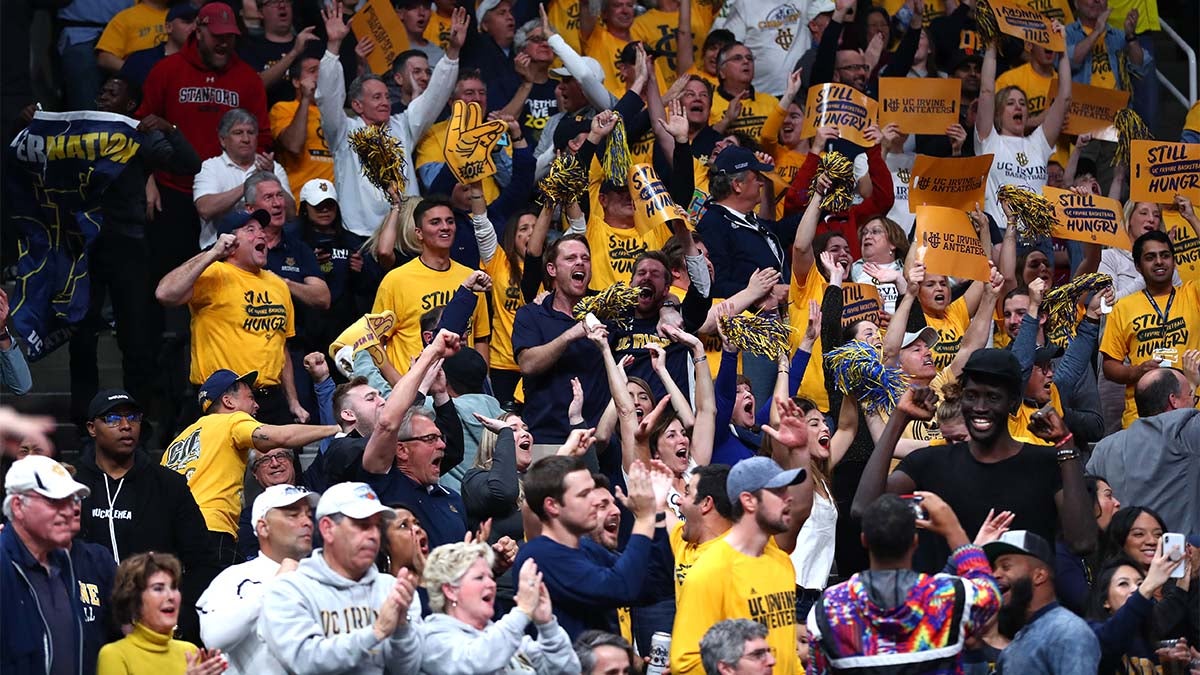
[73,443,220,643]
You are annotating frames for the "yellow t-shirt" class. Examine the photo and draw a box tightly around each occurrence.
[547,0,584,55]
[162,411,259,536]
[925,296,971,371]
[585,217,673,291]
[709,89,780,141]
[583,28,631,99]
[415,119,511,204]
[1009,386,1064,446]
[671,538,799,674]
[790,265,830,410]
[1099,282,1200,427]
[481,248,524,372]
[759,103,805,220]
[1084,25,1117,90]
[631,5,714,91]
[189,262,295,387]
[95,4,168,60]
[97,625,197,675]
[270,100,334,203]
[1106,0,1156,34]
[669,521,729,595]
[425,12,454,52]
[372,258,491,373]
[685,65,719,88]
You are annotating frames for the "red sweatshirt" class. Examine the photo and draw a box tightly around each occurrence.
[136,36,271,193]
[783,144,895,261]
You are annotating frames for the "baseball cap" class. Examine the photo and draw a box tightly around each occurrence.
[712,145,773,175]
[167,3,198,22]
[946,50,983,74]
[316,482,396,521]
[983,530,1055,567]
[476,0,505,24]
[550,56,606,85]
[197,2,241,36]
[726,457,807,501]
[5,456,91,501]
[215,208,270,236]
[552,112,593,151]
[252,484,320,526]
[810,0,835,14]
[961,348,1022,393]
[87,389,141,419]
[617,41,667,65]
[900,326,940,350]
[299,179,338,205]
[198,369,258,413]
[442,348,488,395]
[1033,344,1064,365]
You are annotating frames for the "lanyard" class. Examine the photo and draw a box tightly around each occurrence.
[1143,288,1176,326]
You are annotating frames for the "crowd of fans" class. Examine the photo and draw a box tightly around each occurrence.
[2,0,1199,673]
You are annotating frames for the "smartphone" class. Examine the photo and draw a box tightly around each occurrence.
[901,494,927,521]
[1163,533,1186,579]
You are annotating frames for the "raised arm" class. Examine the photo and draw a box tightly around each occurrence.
[544,6,612,109]
[850,388,929,520]
[666,325,714,466]
[317,6,351,143]
[249,421,339,451]
[947,266,1004,378]
[1041,24,1072,148]
[792,173,829,285]
[155,236,232,307]
[975,44,998,143]
[883,261,923,364]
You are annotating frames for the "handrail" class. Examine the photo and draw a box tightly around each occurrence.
[1155,18,1197,109]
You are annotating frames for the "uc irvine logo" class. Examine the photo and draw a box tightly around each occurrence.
[926,232,942,249]
[1016,152,1029,167]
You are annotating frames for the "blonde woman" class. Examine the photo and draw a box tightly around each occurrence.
[419,543,580,674]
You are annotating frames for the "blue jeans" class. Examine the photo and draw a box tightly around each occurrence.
[59,39,104,111]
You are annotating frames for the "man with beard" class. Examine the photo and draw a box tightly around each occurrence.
[308,376,387,491]
[1101,230,1200,427]
[808,493,1000,674]
[198,484,320,674]
[259,482,421,674]
[671,464,733,592]
[985,530,1099,674]
[808,0,924,101]
[514,235,609,442]
[671,457,805,674]
[514,456,660,639]
[854,348,1096,573]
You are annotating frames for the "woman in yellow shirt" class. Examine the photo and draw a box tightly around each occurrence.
[98,552,225,675]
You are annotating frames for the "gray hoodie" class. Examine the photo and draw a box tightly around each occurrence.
[418,610,581,674]
[258,549,422,675]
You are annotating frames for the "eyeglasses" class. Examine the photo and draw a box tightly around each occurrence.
[253,450,294,469]
[24,492,82,509]
[723,53,755,63]
[740,647,775,662]
[100,413,143,426]
[399,433,445,444]
[526,34,548,43]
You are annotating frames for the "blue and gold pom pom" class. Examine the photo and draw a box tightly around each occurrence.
[824,340,909,417]
[718,312,793,359]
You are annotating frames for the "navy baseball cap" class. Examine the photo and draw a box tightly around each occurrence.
[215,208,270,236]
[87,389,141,419]
[712,145,773,175]
[167,3,198,22]
[198,369,258,413]
[726,457,806,502]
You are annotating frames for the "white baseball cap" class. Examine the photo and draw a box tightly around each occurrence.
[4,455,90,506]
[252,484,320,526]
[299,178,338,205]
[476,0,504,24]
[551,56,606,85]
[315,482,395,521]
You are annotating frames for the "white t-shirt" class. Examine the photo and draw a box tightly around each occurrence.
[885,152,915,235]
[714,0,811,96]
[192,152,292,249]
[976,126,1053,233]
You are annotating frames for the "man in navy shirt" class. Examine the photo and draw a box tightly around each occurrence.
[361,330,469,548]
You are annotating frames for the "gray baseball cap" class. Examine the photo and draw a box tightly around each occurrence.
[726,457,806,501]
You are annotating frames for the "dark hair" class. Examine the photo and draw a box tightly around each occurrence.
[591,472,611,492]
[332,376,371,421]
[413,196,454,230]
[861,494,917,562]
[103,74,142,108]
[1132,230,1173,263]
[575,631,636,674]
[501,209,538,286]
[661,235,687,271]
[287,53,321,82]
[1134,367,1186,417]
[419,305,444,335]
[390,49,429,77]
[111,552,182,626]
[456,68,486,87]
[842,319,874,344]
[1100,506,1168,571]
[693,464,733,519]
[631,250,671,282]
[545,232,589,267]
[702,29,736,54]
[523,455,588,520]
[728,488,760,521]
[812,232,850,279]
[648,410,685,460]
[1005,287,1031,302]
[1084,553,1150,622]
[731,132,759,152]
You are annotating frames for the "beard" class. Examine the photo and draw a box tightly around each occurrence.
[755,507,788,535]
[996,576,1035,639]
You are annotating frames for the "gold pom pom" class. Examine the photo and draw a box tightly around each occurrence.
[348,125,408,200]
[810,150,855,212]
[718,312,793,359]
[573,283,641,329]
[1042,273,1112,348]
[601,113,632,186]
[538,153,588,206]
[998,185,1055,240]
[973,0,1000,46]
[1113,108,1153,168]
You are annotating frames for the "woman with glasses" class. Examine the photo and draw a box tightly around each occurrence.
[418,542,580,674]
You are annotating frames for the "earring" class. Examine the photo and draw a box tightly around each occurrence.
[451,600,457,609]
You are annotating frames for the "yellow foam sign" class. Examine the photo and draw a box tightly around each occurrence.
[842,283,883,328]
[1165,210,1200,282]
[1045,187,1130,250]
[1130,140,1200,205]
[914,206,992,282]
[628,164,687,229]
[878,77,961,135]
[348,0,410,75]
[992,0,1066,52]
[799,83,879,148]
[443,101,508,184]
[907,154,994,213]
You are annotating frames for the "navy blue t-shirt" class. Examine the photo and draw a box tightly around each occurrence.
[365,468,467,549]
[119,44,166,88]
